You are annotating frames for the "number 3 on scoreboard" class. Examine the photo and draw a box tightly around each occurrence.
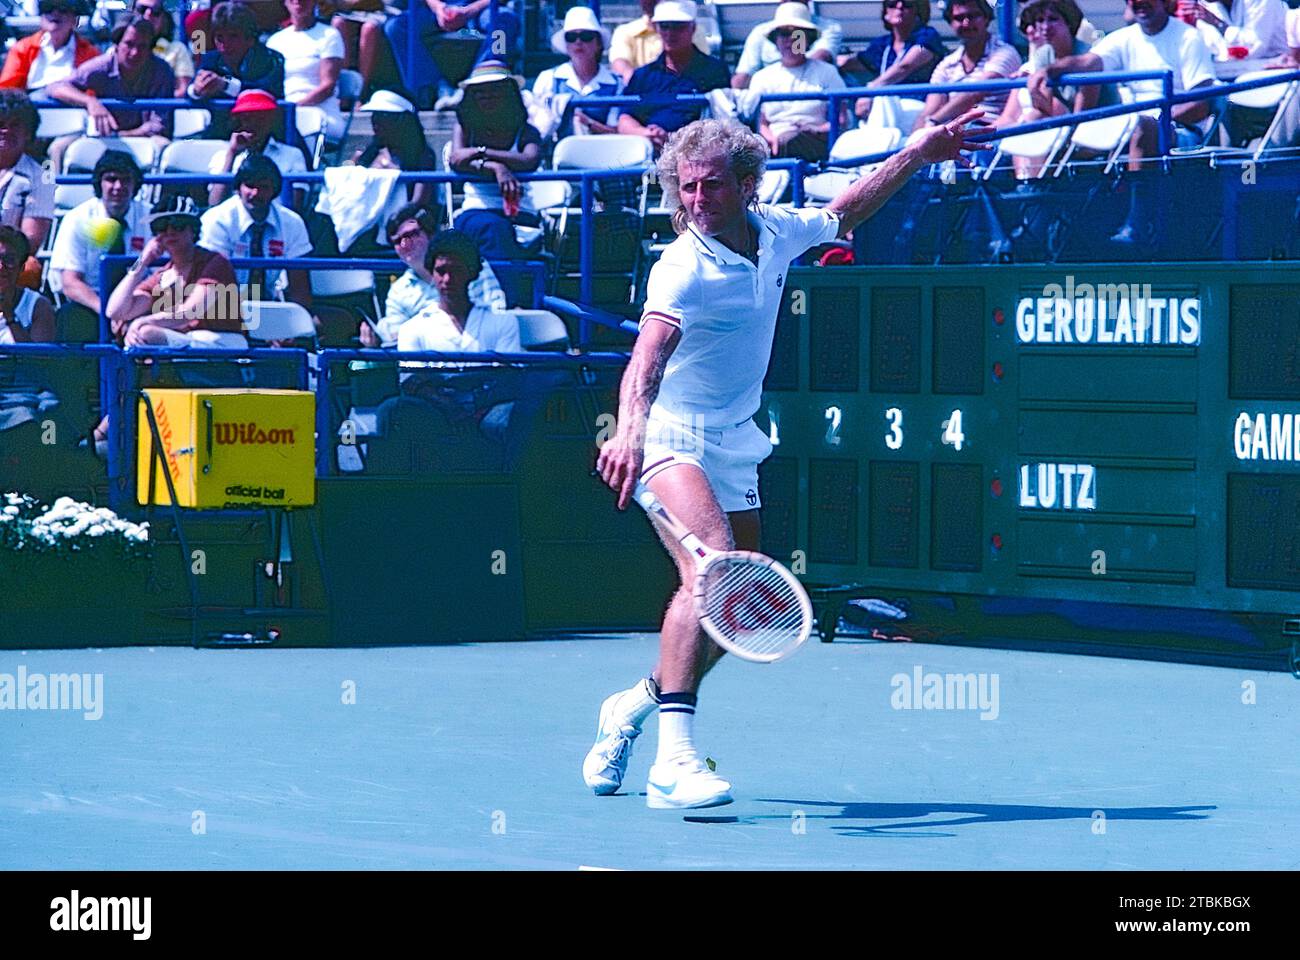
[942,409,965,452]
[885,407,903,450]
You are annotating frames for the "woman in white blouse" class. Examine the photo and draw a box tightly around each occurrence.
[267,0,346,141]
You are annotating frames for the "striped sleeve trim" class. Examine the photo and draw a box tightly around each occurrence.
[641,310,682,331]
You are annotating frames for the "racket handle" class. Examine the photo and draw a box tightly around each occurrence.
[632,481,692,543]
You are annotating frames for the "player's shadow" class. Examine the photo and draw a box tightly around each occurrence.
[751,800,1215,837]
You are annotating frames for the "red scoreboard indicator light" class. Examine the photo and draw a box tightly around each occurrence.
[992,361,1004,382]
[993,308,1005,326]
[990,534,1003,551]
[990,478,1003,498]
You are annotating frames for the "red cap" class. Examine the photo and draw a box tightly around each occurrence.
[231,89,278,114]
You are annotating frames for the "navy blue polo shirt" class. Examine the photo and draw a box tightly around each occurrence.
[621,50,731,133]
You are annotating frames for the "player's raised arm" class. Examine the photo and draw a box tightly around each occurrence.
[828,109,988,238]
[597,316,682,510]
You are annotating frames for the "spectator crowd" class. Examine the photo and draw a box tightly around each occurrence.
[3,0,1300,360]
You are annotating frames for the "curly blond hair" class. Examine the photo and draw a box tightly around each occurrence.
[656,119,768,234]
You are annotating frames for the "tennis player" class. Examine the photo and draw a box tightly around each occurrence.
[585,112,985,809]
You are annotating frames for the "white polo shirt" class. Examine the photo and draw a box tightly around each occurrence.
[49,196,152,294]
[397,304,522,357]
[642,203,840,429]
[198,196,313,297]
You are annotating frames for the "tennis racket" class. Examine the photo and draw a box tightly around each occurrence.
[634,482,813,663]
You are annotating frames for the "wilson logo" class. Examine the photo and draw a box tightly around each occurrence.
[214,422,297,445]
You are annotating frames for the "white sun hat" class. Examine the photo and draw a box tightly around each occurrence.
[651,0,698,24]
[360,89,415,113]
[765,2,819,38]
[551,6,611,54]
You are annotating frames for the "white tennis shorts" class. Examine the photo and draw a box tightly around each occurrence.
[639,412,773,513]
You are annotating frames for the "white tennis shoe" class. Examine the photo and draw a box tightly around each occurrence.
[646,755,734,810]
[582,692,640,795]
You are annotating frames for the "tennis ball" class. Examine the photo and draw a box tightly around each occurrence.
[82,216,123,250]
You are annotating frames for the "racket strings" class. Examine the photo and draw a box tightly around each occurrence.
[701,559,807,657]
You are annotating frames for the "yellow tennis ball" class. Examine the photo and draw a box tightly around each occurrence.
[82,216,123,250]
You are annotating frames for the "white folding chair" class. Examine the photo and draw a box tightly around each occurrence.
[63,136,159,174]
[241,300,317,344]
[37,108,88,139]
[59,138,115,211]
[511,309,570,350]
[553,133,650,212]
[310,268,383,322]
[982,124,1070,180]
[325,69,364,166]
[1227,70,1300,159]
[441,140,459,227]
[157,139,229,174]
[172,108,211,140]
[803,126,901,202]
[1055,89,1139,175]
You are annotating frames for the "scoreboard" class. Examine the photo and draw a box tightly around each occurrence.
[758,263,1300,662]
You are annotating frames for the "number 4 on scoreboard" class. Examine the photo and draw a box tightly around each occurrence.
[941,410,965,452]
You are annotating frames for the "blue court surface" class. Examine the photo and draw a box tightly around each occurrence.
[2,635,1296,871]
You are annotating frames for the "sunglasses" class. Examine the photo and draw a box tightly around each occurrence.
[773,27,804,37]
[565,30,599,43]
[135,4,163,14]
[392,226,425,245]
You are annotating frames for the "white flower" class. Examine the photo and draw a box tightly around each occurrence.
[87,525,106,537]
[2,505,17,516]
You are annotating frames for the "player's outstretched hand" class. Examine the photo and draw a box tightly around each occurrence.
[596,431,644,511]
[911,109,990,166]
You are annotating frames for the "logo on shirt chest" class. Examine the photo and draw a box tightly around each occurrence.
[776,273,783,288]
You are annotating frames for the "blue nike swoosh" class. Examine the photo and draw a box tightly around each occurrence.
[647,780,677,795]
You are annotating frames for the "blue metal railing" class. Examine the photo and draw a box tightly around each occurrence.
[93,254,548,344]
[35,97,300,140]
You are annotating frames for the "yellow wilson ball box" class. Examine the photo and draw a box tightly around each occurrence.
[136,389,316,508]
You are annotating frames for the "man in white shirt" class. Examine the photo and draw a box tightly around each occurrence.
[748,3,846,161]
[396,229,521,442]
[585,114,981,809]
[367,203,506,347]
[397,230,521,358]
[1030,0,1216,160]
[207,88,309,207]
[1184,0,1289,59]
[51,149,152,342]
[1028,0,1216,242]
[731,1,842,89]
[199,154,314,311]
